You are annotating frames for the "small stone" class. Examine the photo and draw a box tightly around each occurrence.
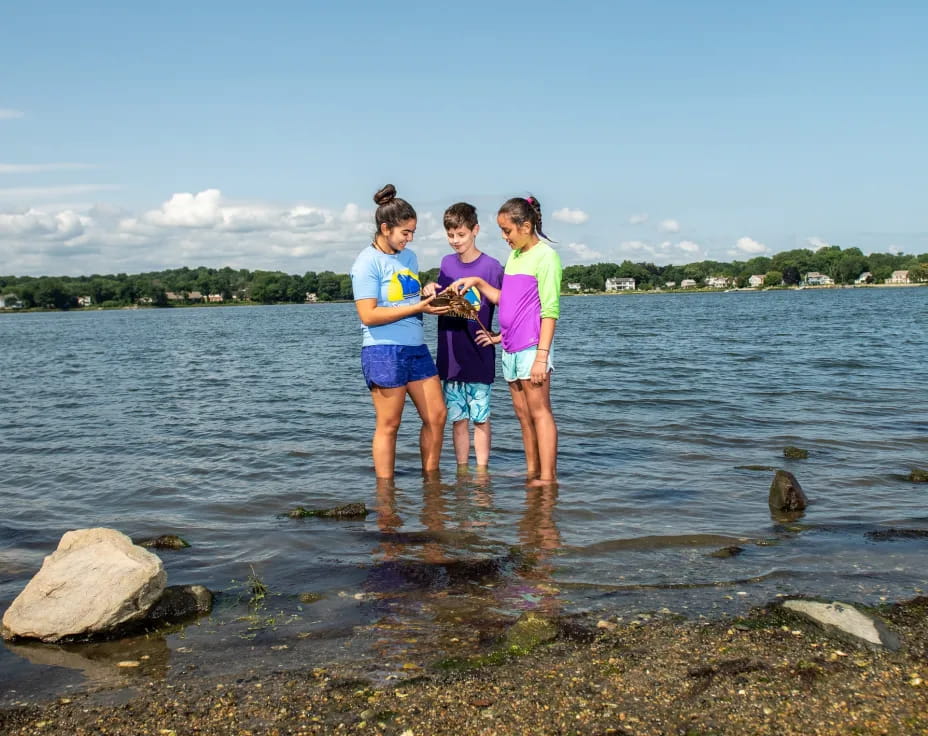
[117,660,140,668]
[596,619,617,630]
[783,446,809,459]
[908,468,928,483]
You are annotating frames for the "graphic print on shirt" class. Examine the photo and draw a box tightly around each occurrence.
[388,270,421,302]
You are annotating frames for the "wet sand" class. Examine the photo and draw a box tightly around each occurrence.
[2,597,926,735]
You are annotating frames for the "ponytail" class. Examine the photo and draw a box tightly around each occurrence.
[498,195,555,242]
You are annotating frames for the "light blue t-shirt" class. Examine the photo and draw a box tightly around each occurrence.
[350,245,424,347]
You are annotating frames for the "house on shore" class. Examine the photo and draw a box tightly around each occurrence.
[680,279,697,289]
[748,274,765,288]
[855,271,873,284]
[0,294,23,309]
[207,293,223,303]
[605,277,636,291]
[77,295,93,307]
[706,276,731,289]
[885,270,910,284]
[804,272,834,286]
[566,282,582,292]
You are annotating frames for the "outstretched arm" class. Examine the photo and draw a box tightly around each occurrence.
[354,295,447,327]
[450,276,501,305]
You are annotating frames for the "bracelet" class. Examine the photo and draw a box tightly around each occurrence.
[536,348,549,353]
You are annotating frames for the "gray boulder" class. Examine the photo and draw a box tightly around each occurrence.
[769,470,808,514]
[1,528,166,642]
[782,599,901,650]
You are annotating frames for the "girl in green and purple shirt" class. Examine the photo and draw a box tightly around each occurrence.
[450,195,562,486]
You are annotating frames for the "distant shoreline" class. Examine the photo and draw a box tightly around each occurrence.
[0,282,923,315]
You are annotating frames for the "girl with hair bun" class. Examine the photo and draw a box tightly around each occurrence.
[350,184,449,480]
[450,194,562,486]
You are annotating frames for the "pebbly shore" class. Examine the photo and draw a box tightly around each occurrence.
[1,596,926,736]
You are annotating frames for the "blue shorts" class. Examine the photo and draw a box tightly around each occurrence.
[443,381,492,423]
[501,346,554,382]
[361,344,438,390]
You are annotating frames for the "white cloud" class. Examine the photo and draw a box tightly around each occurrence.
[0,163,94,174]
[735,236,768,254]
[677,240,701,253]
[658,219,681,233]
[888,243,902,255]
[565,242,603,263]
[0,208,90,240]
[806,236,830,249]
[628,213,648,225]
[0,109,24,120]
[0,188,449,276]
[552,207,589,225]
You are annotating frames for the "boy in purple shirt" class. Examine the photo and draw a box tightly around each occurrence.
[429,203,504,472]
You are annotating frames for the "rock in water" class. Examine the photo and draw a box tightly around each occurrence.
[1,528,166,642]
[287,503,368,519]
[143,585,213,624]
[769,470,808,513]
[908,468,928,483]
[783,446,809,459]
[782,600,901,650]
[136,535,190,550]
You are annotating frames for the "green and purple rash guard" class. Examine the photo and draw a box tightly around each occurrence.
[498,241,562,353]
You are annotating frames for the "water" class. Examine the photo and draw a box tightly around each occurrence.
[1,287,926,702]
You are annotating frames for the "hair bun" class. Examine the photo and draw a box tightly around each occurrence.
[373,184,397,207]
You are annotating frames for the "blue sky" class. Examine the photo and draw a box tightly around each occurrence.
[2,0,926,276]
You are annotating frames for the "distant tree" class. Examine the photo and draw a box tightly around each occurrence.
[764,270,783,287]
[781,265,801,285]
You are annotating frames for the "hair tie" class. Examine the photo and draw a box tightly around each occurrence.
[526,196,534,205]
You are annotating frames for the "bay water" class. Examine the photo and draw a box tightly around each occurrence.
[1,287,926,702]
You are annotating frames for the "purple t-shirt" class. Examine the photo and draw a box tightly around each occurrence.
[436,252,504,384]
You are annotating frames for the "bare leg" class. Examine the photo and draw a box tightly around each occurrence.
[519,377,558,486]
[452,419,470,467]
[406,375,447,473]
[473,419,491,469]
[509,380,540,478]
[370,385,407,479]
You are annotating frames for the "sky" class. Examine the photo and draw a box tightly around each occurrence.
[2,0,927,277]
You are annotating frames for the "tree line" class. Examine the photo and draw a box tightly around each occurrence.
[1,245,926,310]
[563,246,928,292]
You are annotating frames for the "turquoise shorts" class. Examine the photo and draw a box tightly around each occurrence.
[501,346,554,382]
[442,381,492,423]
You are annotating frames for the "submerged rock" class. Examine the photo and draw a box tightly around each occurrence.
[504,612,558,652]
[783,446,809,459]
[865,528,928,542]
[710,546,745,559]
[908,468,928,483]
[142,585,213,625]
[2,528,166,642]
[287,503,368,520]
[136,534,190,550]
[768,470,808,515]
[781,599,901,650]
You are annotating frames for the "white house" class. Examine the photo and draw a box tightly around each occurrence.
[664,281,676,289]
[566,282,582,291]
[77,295,93,307]
[885,270,910,284]
[605,277,636,291]
[680,279,697,289]
[706,276,731,289]
[0,293,23,309]
[804,272,834,286]
[748,274,765,288]
[855,271,872,284]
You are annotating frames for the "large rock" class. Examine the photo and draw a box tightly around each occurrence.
[782,599,901,650]
[2,528,166,642]
[769,470,808,514]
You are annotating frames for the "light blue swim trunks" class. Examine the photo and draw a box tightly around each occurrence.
[501,346,554,383]
[442,381,492,423]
